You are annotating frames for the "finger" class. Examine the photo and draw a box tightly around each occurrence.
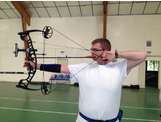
[105,51,113,55]
[24,61,30,67]
[23,62,28,67]
[23,61,32,67]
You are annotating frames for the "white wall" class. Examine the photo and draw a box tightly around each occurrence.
[107,15,161,88]
[0,15,161,88]
[0,19,27,82]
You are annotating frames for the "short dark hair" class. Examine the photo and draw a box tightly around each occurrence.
[91,38,111,51]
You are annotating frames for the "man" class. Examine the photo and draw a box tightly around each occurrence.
[27,38,146,122]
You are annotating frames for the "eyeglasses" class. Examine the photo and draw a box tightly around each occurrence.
[90,48,104,52]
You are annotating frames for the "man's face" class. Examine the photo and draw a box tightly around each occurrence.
[90,43,110,65]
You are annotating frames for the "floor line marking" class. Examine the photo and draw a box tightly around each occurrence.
[0,106,76,115]
[122,105,161,111]
[0,106,157,121]
[0,97,161,111]
[0,96,78,104]
[123,117,157,122]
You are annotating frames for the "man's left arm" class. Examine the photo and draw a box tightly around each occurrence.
[117,51,147,73]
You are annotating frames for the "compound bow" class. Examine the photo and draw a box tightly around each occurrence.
[16,26,53,95]
[15,26,99,95]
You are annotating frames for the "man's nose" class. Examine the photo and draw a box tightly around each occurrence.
[102,51,106,56]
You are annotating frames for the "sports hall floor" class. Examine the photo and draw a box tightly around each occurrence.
[0,82,160,122]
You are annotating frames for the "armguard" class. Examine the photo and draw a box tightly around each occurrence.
[40,64,61,72]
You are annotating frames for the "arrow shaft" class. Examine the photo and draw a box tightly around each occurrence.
[37,56,93,59]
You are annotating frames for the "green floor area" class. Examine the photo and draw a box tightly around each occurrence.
[0,82,161,122]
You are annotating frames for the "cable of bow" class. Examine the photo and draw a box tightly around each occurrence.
[40,33,51,95]
[53,28,90,51]
[51,27,103,83]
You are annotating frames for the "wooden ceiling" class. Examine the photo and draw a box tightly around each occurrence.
[0,1,161,19]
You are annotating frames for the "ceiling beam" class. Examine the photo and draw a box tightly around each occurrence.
[103,1,108,38]
[11,1,31,60]
[11,1,31,31]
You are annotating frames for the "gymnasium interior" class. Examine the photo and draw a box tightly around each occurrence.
[0,1,161,122]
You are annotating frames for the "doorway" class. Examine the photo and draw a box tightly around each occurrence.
[145,60,160,88]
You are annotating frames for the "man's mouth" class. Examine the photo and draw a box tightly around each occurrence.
[103,59,108,61]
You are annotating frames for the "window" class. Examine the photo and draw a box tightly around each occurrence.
[147,60,159,71]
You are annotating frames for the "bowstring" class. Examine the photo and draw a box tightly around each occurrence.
[69,52,104,83]
[51,27,104,83]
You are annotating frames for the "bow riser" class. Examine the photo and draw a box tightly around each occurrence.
[17,32,38,90]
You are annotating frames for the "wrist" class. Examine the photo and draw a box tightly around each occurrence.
[37,64,41,70]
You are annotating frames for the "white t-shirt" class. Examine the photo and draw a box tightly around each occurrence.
[68,59,127,121]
